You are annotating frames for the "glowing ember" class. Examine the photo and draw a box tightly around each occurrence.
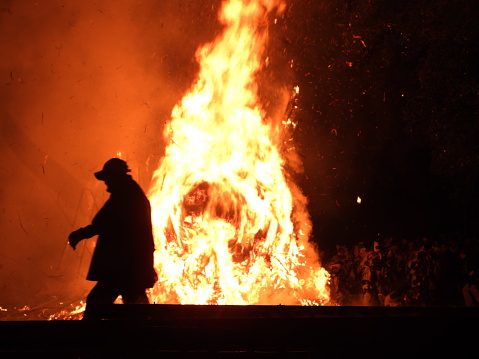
[148,0,329,305]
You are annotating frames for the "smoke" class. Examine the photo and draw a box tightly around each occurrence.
[0,0,222,308]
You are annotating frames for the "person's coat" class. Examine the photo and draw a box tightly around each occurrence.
[85,175,156,288]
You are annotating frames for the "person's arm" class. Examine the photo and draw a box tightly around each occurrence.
[68,225,97,250]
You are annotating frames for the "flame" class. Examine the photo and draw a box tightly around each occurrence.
[148,0,329,305]
[48,301,86,321]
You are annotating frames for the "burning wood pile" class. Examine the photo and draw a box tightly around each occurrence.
[147,0,329,306]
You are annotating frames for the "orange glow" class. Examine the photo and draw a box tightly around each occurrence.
[147,0,329,305]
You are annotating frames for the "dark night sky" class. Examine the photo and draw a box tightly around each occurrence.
[285,0,479,251]
[1,0,478,307]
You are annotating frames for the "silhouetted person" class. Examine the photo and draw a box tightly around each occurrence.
[460,247,479,307]
[68,158,157,320]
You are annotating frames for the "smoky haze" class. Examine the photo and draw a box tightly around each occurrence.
[0,0,222,309]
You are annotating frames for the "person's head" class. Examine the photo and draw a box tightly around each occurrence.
[94,158,131,191]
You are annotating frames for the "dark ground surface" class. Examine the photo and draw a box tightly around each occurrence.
[1,305,478,358]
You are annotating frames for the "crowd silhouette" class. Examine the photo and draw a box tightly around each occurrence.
[323,235,479,307]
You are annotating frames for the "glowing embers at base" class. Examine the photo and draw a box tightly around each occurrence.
[148,0,329,305]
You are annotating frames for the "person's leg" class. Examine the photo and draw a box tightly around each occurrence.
[83,281,121,320]
[462,284,475,307]
[469,284,479,306]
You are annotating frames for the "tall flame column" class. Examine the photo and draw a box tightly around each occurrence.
[148,0,329,305]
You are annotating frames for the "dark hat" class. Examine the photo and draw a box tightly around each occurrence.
[94,158,130,180]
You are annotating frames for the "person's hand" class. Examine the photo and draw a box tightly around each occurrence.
[68,229,84,250]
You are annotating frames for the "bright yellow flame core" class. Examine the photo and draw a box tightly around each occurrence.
[148,0,329,305]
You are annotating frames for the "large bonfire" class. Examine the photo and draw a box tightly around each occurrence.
[147,0,329,306]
